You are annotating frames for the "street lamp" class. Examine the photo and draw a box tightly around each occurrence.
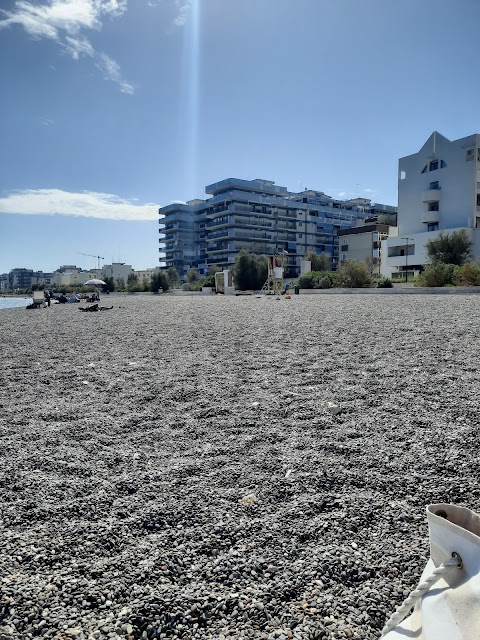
[401,237,413,283]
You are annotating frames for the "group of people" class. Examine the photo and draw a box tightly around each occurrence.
[44,291,100,305]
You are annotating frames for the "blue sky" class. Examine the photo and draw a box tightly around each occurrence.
[0,0,479,273]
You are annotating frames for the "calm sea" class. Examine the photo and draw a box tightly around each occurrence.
[0,297,33,310]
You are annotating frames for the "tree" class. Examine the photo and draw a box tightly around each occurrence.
[305,251,331,272]
[127,272,142,292]
[166,267,180,288]
[116,277,126,292]
[151,271,170,292]
[335,260,371,288]
[103,276,115,292]
[233,250,264,290]
[425,230,472,266]
[186,267,200,283]
[207,264,221,276]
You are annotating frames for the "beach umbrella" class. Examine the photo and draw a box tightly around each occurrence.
[83,278,106,300]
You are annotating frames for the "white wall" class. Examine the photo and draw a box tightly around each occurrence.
[398,132,478,236]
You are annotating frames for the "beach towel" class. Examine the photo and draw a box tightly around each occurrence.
[382,503,480,640]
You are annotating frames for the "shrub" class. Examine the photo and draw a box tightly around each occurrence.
[305,251,331,272]
[316,276,332,289]
[335,260,372,288]
[376,278,393,288]
[298,271,333,289]
[201,274,216,288]
[416,263,455,287]
[452,262,480,286]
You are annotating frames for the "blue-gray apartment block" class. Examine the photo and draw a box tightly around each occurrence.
[159,178,396,279]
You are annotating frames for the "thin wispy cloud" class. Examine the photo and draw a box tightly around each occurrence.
[147,0,192,26]
[174,0,192,26]
[0,0,133,93]
[0,189,160,221]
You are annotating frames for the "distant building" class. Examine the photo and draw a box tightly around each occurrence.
[8,268,35,290]
[101,262,133,283]
[134,267,162,284]
[159,178,396,279]
[337,224,391,275]
[382,131,480,278]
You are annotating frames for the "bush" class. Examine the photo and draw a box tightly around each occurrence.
[452,262,480,286]
[416,263,455,287]
[150,271,170,292]
[201,274,216,287]
[376,278,393,288]
[298,271,330,289]
[336,260,372,288]
[316,276,333,289]
[305,251,331,272]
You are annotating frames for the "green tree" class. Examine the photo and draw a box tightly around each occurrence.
[151,270,170,292]
[103,276,115,292]
[336,260,372,288]
[207,264,221,276]
[305,251,331,272]
[127,272,142,292]
[186,267,200,283]
[116,277,126,291]
[425,230,472,266]
[233,250,263,290]
[166,267,180,288]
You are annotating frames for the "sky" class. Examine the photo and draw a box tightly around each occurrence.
[0,0,479,273]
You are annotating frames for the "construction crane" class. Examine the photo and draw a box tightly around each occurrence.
[77,252,104,269]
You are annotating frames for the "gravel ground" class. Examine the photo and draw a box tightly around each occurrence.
[1,293,479,640]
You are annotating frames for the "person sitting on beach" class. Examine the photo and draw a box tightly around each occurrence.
[58,294,68,304]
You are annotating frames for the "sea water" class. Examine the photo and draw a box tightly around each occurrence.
[0,297,32,310]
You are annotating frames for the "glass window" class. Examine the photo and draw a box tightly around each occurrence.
[421,165,428,174]
[427,223,439,231]
[429,181,439,190]
[429,160,439,171]
[428,202,439,211]
[477,194,480,207]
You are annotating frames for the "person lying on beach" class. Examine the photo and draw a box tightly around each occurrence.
[78,304,113,312]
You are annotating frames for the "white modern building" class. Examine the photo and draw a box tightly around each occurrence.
[382,132,480,278]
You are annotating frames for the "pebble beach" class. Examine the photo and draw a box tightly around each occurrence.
[1,293,479,640]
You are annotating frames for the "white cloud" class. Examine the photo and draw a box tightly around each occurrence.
[0,0,132,93]
[337,191,347,198]
[173,0,192,26]
[96,52,134,94]
[0,189,160,221]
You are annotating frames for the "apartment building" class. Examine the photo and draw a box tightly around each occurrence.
[159,178,396,279]
[337,224,392,274]
[382,131,480,278]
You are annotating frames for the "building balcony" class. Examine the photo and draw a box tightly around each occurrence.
[422,189,442,203]
[421,211,439,224]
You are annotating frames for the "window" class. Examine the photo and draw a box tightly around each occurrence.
[428,202,439,211]
[429,181,439,190]
[477,194,480,207]
[467,149,474,161]
[427,223,439,231]
[341,254,347,262]
[400,170,406,180]
[441,160,447,168]
[478,148,480,162]
[429,160,439,171]
[421,165,428,174]
[341,244,348,251]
